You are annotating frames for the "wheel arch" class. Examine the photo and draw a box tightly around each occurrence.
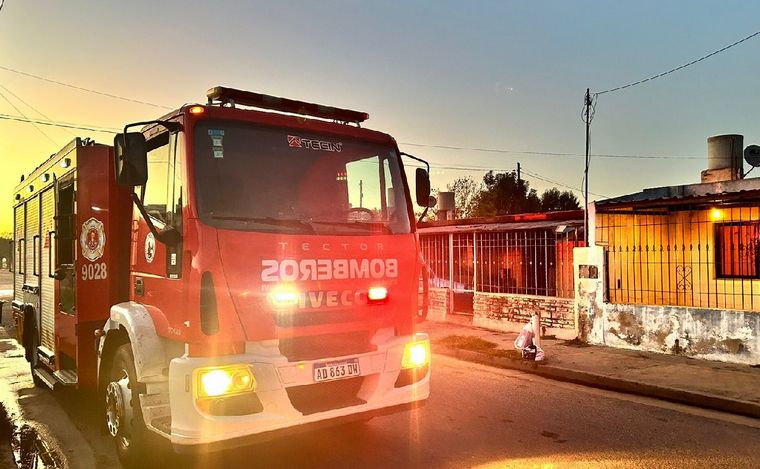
[98,302,169,389]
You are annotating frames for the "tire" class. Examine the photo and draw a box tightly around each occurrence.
[105,343,155,468]
[24,310,45,388]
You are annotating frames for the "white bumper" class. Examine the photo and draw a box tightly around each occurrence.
[168,332,430,448]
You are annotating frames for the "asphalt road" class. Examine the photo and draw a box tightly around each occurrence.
[48,354,760,469]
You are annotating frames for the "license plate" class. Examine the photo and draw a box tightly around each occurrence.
[313,358,361,382]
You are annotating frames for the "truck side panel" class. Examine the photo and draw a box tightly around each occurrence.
[40,187,56,352]
[13,204,24,307]
[74,144,133,388]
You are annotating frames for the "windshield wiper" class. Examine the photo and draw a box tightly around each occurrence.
[209,215,315,233]
[309,220,394,234]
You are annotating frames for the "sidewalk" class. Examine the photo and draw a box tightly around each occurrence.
[421,320,760,419]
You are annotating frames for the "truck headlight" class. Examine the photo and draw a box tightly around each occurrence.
[196,364,256,398]
[401,338,430,369]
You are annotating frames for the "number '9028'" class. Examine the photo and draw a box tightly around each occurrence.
[82,262,107,280]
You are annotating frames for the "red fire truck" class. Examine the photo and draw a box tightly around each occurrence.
[11,87,431,466]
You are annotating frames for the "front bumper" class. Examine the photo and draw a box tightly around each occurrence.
[168,332,430,449]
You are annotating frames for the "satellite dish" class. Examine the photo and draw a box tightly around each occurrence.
[745,145,760,168]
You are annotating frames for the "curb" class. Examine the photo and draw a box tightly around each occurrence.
[435,346,760,420]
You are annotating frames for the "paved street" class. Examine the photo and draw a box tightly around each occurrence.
[3,270,760,468]
[43,354,760,468]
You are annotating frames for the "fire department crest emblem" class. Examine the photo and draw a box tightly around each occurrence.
[145,232,156,264]
[80,217,106,262]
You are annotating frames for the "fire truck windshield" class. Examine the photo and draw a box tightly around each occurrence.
[194,120,412,235]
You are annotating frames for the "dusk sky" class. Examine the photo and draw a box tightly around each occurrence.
[2,1,760,234]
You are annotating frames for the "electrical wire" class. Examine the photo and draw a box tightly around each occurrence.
[399,141,700,159]
[408,160,609,198]
[0,87,59,146]
[0,113,119,133]
[595,30,760,96]
[0,65,172,110]
[0,83,76,136]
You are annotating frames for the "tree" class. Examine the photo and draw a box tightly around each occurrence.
[472,171,541,217]
[540,187,580,211]
[447,176,482,219]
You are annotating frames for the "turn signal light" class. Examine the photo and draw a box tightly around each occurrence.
[401,338,430,369]
[196,364,255,398]
[189,105,205,115]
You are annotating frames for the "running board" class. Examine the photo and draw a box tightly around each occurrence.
[53,369,78,386]
[32,367,58,390]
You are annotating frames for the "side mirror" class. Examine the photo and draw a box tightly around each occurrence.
[427,195,437,208]
[114,132,148,186]
[415,168,431,207]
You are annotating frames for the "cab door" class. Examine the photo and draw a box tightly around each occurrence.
[130,131,185,327]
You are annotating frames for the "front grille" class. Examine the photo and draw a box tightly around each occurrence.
[279,331,375,362]
[274,309,359,328]
[286,376,366,415]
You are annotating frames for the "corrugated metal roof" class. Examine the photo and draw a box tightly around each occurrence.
[417,219,583,234]
[596,177,760,209]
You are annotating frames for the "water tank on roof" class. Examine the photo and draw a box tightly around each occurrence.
[437,192,456,221]
[437,192,455,212]
[707,134,743,171]
[703,134,743,183]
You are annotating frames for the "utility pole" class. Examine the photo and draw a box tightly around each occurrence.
[359,180,364,208]
[583,88,592,246]
[517,162,521,184]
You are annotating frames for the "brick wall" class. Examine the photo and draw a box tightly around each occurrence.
[473,292,575,334]
[427,287,450,322]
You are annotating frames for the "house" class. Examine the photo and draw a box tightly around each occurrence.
[576,134,760,364]
[418,210,584,338]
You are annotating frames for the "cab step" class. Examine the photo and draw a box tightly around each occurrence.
[140,393,171,438]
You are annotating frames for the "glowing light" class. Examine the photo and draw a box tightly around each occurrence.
[402,339,430,369]
[197,365,255,398]
[367,286,388,302]
[270,286,300,307]
[189,106,205,115]
[200,370,232,397]
[710,208,724,221]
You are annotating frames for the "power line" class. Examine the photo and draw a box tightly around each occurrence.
[521,168,608,199]
[412,161,609,198]
[400,141,701,160]
[596,29,760,96]
[0,86,59,146]
[0,113,119,133]
[0,65,172,110]
[0,83,76,136]
[1,110,606,199]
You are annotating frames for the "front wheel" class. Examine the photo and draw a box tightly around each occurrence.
[105,343,154,467]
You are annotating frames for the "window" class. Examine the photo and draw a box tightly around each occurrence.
[193,121,411,235]
[141,134,172,225]
[715,222,759,278]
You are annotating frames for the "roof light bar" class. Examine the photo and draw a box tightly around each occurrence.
[206,86,369,124]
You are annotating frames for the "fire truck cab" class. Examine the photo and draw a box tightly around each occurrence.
[12,87,431,466]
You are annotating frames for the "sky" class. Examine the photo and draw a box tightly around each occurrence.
[2,1,760,234]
